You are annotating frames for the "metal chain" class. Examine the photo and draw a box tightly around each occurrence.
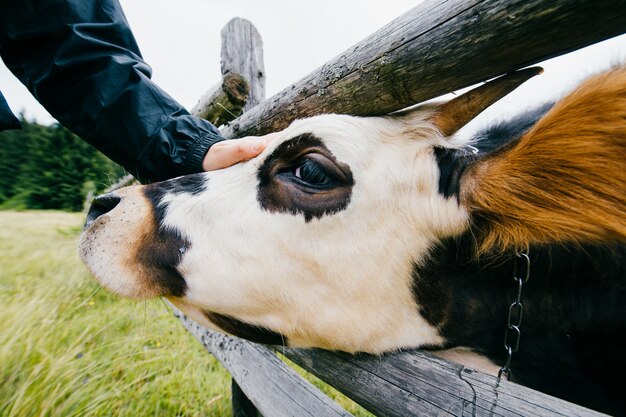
[498,251,530,380]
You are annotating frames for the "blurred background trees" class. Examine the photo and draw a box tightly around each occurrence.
[0,117,125,211]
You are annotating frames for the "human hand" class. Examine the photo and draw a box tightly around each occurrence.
[202,136,269,171]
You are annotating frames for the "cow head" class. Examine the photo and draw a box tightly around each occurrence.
[79,66,626,354]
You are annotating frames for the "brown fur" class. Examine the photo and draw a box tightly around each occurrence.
[128,187,188,297]
[462,66,626,255]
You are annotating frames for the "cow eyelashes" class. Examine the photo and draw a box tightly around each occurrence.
[278,152,350,190]
[293,158,333,187]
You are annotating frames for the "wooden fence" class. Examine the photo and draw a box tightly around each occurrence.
[173,0,626,416]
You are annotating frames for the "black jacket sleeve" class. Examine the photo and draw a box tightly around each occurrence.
[0,0,224,183]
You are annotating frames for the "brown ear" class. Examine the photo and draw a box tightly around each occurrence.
[432,67,543,136]
[461,66,626,255]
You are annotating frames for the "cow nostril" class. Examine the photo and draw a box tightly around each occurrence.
[84,195,121,228]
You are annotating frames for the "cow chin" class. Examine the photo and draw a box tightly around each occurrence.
[79,186,188,299]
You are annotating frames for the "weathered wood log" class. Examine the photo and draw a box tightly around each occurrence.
[175,310,354,417]
[283,348,606,417]
[191,73,249,126]
[221,18,265,111]
[176,312,605,416]
[221,0,626,139]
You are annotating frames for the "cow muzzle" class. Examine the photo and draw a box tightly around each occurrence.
[79,186,188,299]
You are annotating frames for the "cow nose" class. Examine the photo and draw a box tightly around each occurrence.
[85,195,121,228]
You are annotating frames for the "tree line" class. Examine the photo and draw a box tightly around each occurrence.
[0,118,125,211]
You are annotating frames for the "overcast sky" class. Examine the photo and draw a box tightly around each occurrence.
[1,0,625,135]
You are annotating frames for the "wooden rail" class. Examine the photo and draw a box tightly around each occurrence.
[177,308,606,417]
[178,313,353,417]
[282,349,606,417]
[221,0,626,139]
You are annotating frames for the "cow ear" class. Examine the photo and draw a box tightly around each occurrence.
[461,66,626,256]
[431,67,543,136]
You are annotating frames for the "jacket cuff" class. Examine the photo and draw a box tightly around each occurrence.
[184,131,225,174]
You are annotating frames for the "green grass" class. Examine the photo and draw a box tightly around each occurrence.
[0,211,373,417]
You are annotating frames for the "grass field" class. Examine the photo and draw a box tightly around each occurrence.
[0,211,372,417]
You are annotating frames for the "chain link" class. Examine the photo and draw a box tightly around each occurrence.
[498,251,530,380]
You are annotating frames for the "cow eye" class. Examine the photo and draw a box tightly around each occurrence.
[293,158,332,187]
[276,151,350,191]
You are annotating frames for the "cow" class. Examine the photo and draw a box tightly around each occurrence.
[80,66,626,415]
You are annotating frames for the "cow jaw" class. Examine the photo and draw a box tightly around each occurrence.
[79,113,469,353]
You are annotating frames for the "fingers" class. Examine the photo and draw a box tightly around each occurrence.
[202,136,269,171]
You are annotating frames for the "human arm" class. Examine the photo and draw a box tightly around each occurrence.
[0,0,258,182]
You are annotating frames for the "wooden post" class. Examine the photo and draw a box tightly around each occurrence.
[231,380,261,417]
[192,17,264,127]
[218,17,267,417]
[220,0,626,139]
[221,18,265,112]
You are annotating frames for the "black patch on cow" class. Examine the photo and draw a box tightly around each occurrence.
[257,134,354,222]
[205,311,287,346]
[435,103,555,200]
[150,172,207,195]
[472,102,554,153]
[433,147,473,199]
[144,173,207,223]
[135,225,187,297]
[412,234,626,415]
[135,177,208,298]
